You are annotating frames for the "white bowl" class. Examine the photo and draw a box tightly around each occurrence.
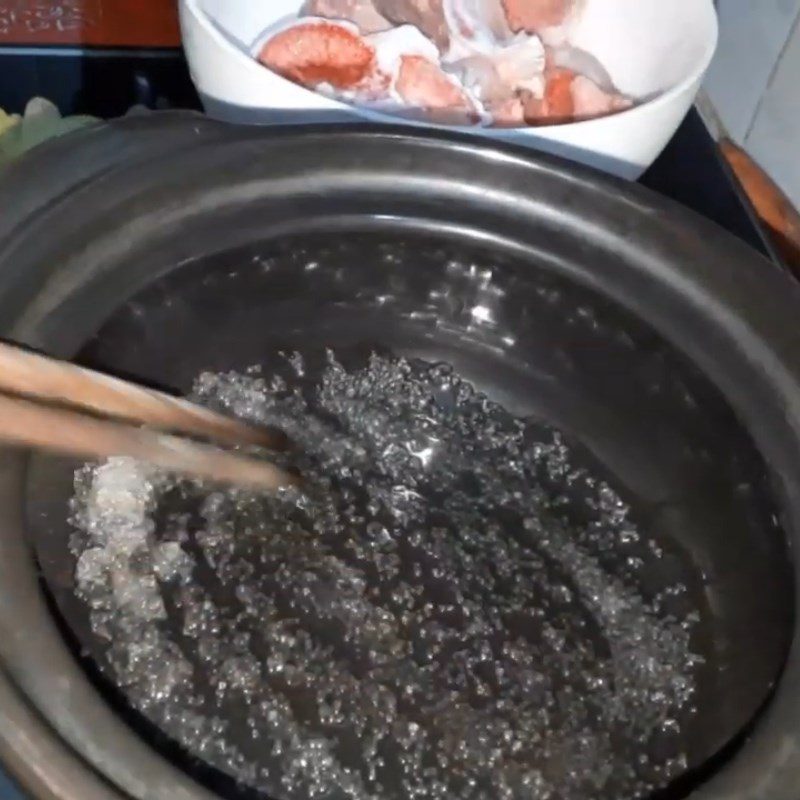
[179,0,718,179]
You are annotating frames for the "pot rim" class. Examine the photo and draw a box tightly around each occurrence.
[0,116,798,800]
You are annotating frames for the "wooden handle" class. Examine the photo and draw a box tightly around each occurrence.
[0,340,285,450]
[0,393,297,492]
[720,139,800,271]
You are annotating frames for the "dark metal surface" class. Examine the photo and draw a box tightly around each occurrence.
[0,48,776,262]
[23,226,792,788]
[640,110,780,263]
[0,117,798,800]
[0,49,200,120]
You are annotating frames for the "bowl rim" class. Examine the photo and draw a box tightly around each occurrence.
[181,0,719,132]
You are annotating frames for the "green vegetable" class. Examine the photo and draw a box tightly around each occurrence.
[0,98,97,170]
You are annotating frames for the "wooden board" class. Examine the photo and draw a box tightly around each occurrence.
[0,0,180,48]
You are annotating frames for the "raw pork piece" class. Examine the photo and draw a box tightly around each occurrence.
[373,0,450,51]
[442,0,546,122]
[395,54,481,123]
[488,94,526,126]
[257,20,481,124]
[548,43,615,91]
[501,0,578,34]
[443,0,513,59]
[301,0,393,34]
[540,65,575,121]
[570,74,632,118]
[368,26,481,122]
[524,66,631,125]
[255,0,631,128]
[450,37,545,102]
[256,19,377,90]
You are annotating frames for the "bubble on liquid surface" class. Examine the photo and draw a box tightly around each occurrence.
[71,352,702,800]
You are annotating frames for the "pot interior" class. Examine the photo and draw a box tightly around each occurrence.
[20,229,794,800]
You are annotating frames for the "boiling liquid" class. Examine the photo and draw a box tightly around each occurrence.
[71,352,701,800]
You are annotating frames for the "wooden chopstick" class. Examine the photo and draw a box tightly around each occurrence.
[0,340,297,492]
[0,340,285,450]
[0,392,297,491]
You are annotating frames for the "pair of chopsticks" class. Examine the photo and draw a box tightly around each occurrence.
[0,340,297,491]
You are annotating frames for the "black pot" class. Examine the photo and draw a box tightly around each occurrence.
[0,113,798,800]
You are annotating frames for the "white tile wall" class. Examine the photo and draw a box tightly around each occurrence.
[746,12,800,208]
[704,0,800,208]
